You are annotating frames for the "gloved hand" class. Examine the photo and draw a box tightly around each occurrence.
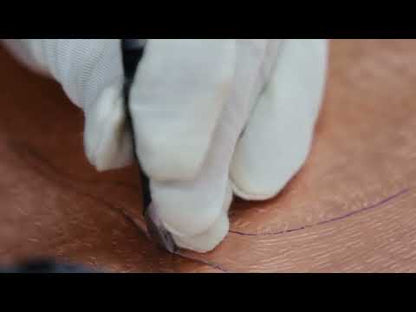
[3,39,328,253]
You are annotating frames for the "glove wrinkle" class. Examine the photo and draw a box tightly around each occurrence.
[149,40,272,248]
[84,84,134,171]
[2,39,329,253]
[130,39,237,182]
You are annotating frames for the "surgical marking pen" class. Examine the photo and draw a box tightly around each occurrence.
[121,39,178,253]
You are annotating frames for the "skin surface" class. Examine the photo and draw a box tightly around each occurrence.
[0,39,415,272]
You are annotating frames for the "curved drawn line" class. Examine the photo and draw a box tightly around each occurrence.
[13,140,408,272]
[229,188,410,236]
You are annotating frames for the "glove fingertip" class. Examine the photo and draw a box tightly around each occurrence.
[84,85,134,171]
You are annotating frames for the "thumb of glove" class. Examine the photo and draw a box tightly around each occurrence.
[3,39,135,170]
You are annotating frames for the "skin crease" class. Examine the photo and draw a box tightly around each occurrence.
[0,39,416,272]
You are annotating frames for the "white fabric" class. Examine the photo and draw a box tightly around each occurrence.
[2,39,328,253]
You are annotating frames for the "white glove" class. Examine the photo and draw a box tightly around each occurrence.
[3,39,328,253]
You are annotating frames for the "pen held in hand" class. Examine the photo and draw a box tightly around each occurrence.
[121,39,178,254]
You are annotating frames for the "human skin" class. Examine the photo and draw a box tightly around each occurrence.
[0,39,415,272]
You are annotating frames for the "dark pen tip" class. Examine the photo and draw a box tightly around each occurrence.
[121,39,178,254]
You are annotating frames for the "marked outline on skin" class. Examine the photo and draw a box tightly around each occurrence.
[11,140,411,272]
[229,188,410,236]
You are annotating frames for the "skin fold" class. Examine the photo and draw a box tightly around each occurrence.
[0,39,415,272]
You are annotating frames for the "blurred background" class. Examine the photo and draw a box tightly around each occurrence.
[0,39,415,272]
